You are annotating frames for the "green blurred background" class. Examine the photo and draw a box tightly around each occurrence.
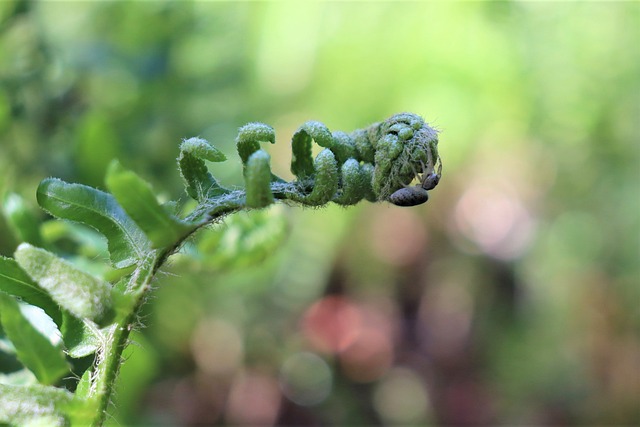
[1,1,638,425]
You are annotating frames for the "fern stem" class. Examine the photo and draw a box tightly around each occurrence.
[92,204,240,426]
[92,254,159,427]
[92,314,132,426]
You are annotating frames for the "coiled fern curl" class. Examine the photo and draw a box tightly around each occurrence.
[182,112,442,222]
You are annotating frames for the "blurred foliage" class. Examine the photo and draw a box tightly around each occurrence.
[1,0,638,425]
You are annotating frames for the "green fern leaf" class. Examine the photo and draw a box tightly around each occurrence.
[0,383,73,426]
[0,256,62,327]
[36,178,150,268]
[105,160,193,248]
[14,244,114,324]
[178,137,229,201]
[0,293,69,386]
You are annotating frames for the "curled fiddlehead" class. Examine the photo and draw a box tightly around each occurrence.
[180,112,442,217]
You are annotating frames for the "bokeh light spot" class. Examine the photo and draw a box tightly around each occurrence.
[453,185,535,259]
[301,295,361,353]
[370,208,427,266]
[339,328,393,383]
[225,371,281,426]
[190,318,243,377]
[374,367,431,424]
[279,352,332,407]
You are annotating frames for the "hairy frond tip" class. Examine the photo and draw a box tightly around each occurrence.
[366,113,441,202]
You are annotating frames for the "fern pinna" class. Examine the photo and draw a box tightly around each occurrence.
[0,113,442,426]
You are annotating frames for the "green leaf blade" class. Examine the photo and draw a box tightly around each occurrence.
[236,122,275,165]
[180,136,226,163]
[14,244,113,324]
[178,137,230,201]
[291,125,316,178]
[334,159,370,206]
[60,312,101,358]
[105,160,192,248]
[305,149,339,205]
[245,150,274,208]
[36,178,150,268]
[0,294,69,386]
[2,193,44,247]
[0,256,62,327]
[196,207,287,270]
[0,383,73,426]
